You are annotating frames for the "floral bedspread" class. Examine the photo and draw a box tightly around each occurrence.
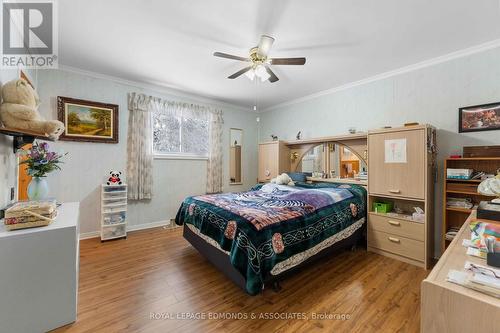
[175,182,366,295]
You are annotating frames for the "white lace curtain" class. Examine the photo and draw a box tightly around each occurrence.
[127,93,154,200]
[153,99,212,121]
[127,92,224,198]
[206,109,224,194]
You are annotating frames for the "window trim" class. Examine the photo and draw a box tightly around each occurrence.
[154,153,208,161]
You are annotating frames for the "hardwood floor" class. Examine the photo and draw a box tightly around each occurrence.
[53,227,428,333]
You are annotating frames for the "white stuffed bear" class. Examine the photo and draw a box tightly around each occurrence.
[0,78,64,139]
[270,173,295,186]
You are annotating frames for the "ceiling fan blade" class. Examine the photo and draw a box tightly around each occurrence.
[270,57,306,65]
[228,66,253,79]
[265,65,279,83]
[257,35,275,57]
[213,52,249,62]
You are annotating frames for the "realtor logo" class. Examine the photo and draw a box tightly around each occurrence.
[1,0,58,68]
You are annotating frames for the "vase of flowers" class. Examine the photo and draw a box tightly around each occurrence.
[19,142,66,200]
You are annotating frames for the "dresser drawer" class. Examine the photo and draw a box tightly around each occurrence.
[368,213,425,241]
[368,230,425,262]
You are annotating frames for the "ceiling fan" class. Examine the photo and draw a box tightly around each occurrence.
[213,35,306,83]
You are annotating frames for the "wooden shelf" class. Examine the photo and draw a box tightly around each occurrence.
[307,177,367,186]
[445,207,472,213]
[368,210,422,222]
[446,190,488,195]
[446,178,482,183]
[285,132,367,146]
[442,157,500,252]
[446,157,500,161]
[0,126,54,152]
[368,193,426,202]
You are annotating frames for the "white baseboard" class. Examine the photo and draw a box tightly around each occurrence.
[79,231,100,240]
[79,219,172,240]
[127,219,171,232]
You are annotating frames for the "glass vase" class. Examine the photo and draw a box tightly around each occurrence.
[27,177,49,200]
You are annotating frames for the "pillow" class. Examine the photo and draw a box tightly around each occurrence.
[287,172,308,182]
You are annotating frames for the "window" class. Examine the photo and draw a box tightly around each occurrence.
[152,102,209,158]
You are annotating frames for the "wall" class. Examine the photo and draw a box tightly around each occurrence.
[31,69,258,235]
[0,69,21,209]
[259,46,500,256]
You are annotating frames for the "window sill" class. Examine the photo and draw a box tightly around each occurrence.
[154,154,208,161]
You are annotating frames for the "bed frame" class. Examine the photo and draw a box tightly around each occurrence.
[183,222,366,293]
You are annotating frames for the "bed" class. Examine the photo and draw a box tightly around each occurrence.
[175,182,367,295]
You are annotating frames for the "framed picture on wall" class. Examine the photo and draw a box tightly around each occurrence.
[57,96,119,143]
[459,102,500,133]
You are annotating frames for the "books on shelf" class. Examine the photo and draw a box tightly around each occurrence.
[445,227,461,241]
[447,197,474,209]
[447,168,473,180]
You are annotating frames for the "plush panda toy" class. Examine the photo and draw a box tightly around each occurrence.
[107,171,122,185]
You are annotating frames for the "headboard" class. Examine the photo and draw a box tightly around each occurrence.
[285,133,368,186]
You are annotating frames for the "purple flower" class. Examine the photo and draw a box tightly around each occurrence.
[39,142,49,151]
[46,152,56,161]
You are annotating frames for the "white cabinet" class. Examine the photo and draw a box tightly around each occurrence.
[0,202,79,333]
[101,184,127,241]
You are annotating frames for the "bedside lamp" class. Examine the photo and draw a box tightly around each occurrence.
[478,170,500,205]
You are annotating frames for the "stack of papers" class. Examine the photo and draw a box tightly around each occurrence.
[447,261,500,298]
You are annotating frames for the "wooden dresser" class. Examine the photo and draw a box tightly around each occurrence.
[258,141,290,182]
[367,125,436,269]
[421,211,500,332]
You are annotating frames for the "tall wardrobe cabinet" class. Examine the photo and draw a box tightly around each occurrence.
[258,141,290,182]
[367,125,436,269]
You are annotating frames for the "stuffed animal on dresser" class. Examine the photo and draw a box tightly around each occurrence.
[0,78,65,139]
[107,171,123,185]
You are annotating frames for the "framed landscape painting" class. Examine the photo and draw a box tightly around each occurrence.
[459,102,500,133]
[57,96,119,143]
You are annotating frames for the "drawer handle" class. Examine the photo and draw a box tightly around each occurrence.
[388,189,401,194]
[388,237,400,243]
[388,220,400,226]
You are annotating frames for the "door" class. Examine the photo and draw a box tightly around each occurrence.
[368,129,426,199]
[18,144,32,200]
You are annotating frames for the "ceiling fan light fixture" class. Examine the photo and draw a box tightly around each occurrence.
[250,64,269,82]
[215,35,305,83]
[259,71,270,82]
[255,64,266,77]
[245,69,255,81]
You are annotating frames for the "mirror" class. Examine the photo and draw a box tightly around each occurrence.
[297,144,325,173]
[329,144,367,179]
[229,128,243,184]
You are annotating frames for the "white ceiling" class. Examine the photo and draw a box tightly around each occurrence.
[59,0,500,110]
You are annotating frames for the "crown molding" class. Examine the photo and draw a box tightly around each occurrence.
[261,38,500,112]
[57,64,251,112]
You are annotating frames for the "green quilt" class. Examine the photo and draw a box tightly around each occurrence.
[175,182,366,295]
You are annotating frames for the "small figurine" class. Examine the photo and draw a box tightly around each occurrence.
[271,134,278,141]
[107,171,123,185]
[296,131,302,140]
